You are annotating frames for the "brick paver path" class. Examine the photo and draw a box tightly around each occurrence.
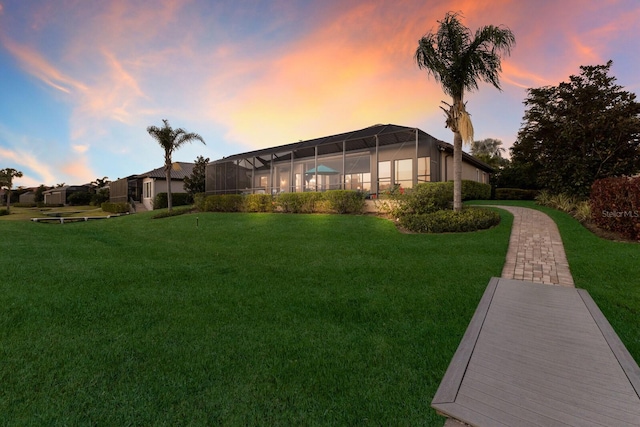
[493,205,574,287]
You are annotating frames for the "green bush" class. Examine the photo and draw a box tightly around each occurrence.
[67,191,93,206]
[0,209,8,216]
[91,188,110,206]
[322,190,366,214]
[101,202,130,214]
[244,194,274,212]
[495,188,539,200]
[461,180,491,200]
[204,195,244,212]
[399,207,500,233]
[153,193,193,210]
[276,192,323,213]
[193,193,206,211]
[402,182,453,215]
[152,206,193,219]
[12,203,38,208]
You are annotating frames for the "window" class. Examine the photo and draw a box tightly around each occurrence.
[394,159,413,189]
[345,173,371,191]
[144,182,151,199]
[418,157,431,182]
[378,161,391,191]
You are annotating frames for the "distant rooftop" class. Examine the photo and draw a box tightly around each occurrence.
[137,162,195,180]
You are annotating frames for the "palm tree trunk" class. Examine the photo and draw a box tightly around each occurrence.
[453,131,463,211]
[165,160,173,212]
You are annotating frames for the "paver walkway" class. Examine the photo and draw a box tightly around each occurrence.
[492,206,574,287]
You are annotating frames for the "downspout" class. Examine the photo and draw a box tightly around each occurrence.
[314,146,318,192]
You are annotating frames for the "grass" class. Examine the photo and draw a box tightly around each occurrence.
[0,209,512,425]
[471,200,640,359]
[0,205,110,221]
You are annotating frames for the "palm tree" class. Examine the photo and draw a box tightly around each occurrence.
[147,119,205,212]
[415,12,515,210]
[471,138,505,159]
[0,168,24,214]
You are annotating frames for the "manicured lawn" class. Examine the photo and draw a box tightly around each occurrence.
[0,205,110,221]
[472,200,640,360]
[0,210,512,425]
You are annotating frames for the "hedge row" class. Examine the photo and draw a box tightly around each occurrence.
[101,202,131,214]
[495,188,539,200]
[153,193,193,210]
[590,177,640,240]
[399,207,500,233]
[198,190,366,214]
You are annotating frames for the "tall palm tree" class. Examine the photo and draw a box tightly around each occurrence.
[147,119,205,212]
[0,168,24,214]
[415,12,515,210]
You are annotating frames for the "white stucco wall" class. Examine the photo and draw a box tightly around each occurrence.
[142,178,188,210]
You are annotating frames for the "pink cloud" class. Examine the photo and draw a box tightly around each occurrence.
[0,37,87,94]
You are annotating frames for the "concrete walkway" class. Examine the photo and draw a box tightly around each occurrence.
[492,205,574,287]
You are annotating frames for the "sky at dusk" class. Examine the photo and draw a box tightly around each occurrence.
[1,0,639,188]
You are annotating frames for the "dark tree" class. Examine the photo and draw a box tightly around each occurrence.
[183,155,210,196]
[0,168,24,213]
[511,61,640,197]
[34,185,48,203]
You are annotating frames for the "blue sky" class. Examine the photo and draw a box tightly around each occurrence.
[1,0,639,188]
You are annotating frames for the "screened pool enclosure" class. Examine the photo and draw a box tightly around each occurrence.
[205,124,492,196]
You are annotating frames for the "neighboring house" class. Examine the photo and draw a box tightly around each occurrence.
[42,185,90,205]
[19,191,36,204]
[205,124,492,196]
[110,162,195,211]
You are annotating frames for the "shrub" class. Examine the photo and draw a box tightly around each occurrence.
[495,188,539,200]
[193,193,206,211]
[152,206,193,219]
[573,201,591,223]
[461,180,491,200]
[67,191,92,206]
[204,195,244,212]
[322,190,366,214]
[0,209,8,216]
[276,192,323,213]
[153,192,193,210]
[402,182,453,215]
[245,194,274,212]
[590,177,640,240]
[91,188,110,206]
[12,202,38,208]
[101,202,130,214]
[399,207,500,233]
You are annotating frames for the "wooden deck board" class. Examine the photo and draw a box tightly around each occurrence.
[432,278,640,427]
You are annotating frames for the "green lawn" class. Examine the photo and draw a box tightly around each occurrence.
[1,210,512,426]
[0,205,110,221]
[2,204,638,425]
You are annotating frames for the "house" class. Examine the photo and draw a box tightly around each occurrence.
[19,190,36,204]
[109,162,195,211]
[42,185,91,205]
[205,124,492,196]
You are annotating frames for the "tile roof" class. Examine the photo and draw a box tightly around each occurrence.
[137,162,195,180]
